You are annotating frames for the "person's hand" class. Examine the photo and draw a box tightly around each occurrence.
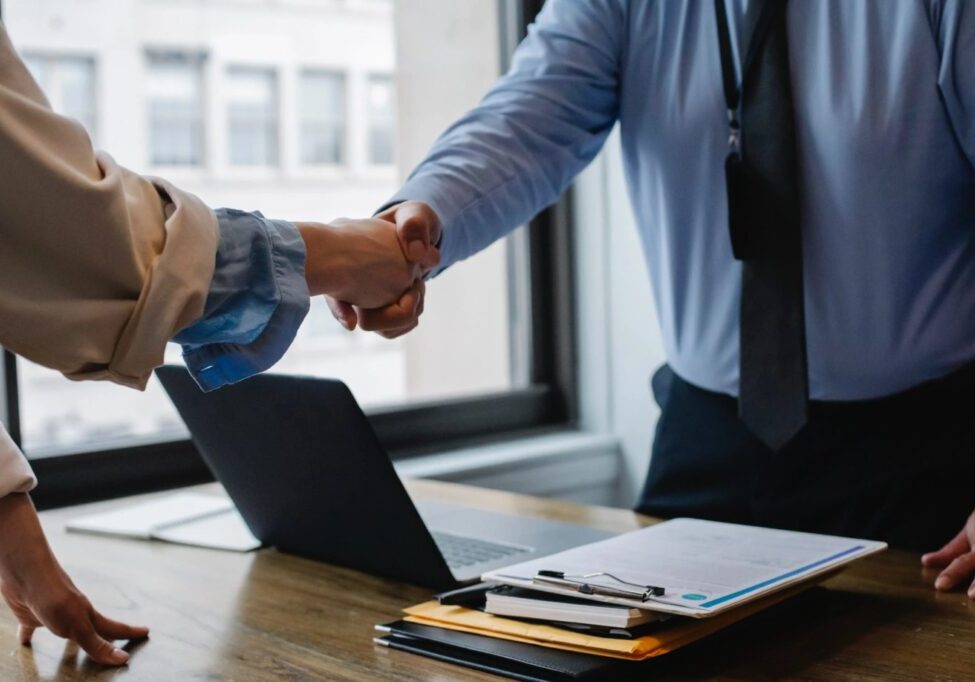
[379,200,442,270]
[296,216,421,309]
[0,493,148,665]
[325,201,442,335]
[922,508,975,597]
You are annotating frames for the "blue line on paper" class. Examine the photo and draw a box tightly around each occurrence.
[698,545,865,609]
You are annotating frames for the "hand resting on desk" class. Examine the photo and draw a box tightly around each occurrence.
[0,494,148,666]
[923,507,975,598]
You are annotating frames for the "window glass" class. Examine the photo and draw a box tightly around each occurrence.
[367,74,395,165]
[5,0,523,457]
[300,70,346,165]
[227,67,278,166]
[22,55,48,90]
[147,52,205,166]
[21,54,96,140]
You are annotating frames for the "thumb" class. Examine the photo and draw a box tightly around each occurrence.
[325,296,357,331]
[386,202,439,264]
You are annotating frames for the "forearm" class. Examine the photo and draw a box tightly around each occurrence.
[0,494,54,590]
[0,24,218,389]
[386,0,623,273]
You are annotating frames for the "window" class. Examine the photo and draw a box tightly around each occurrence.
[366,74,395,165]
[146,52,205,166]
[22,54,96,141]
[227,67,278,166]
[300,70,346,165]
[2,0,574,510]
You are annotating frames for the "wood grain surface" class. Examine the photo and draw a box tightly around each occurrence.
[0,479,972,680]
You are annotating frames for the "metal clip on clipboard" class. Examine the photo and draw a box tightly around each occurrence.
[532,570,665,602]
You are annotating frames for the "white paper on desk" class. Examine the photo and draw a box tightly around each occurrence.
[484,518,887,619]
[67,492,260,552]
[152,508,260,551]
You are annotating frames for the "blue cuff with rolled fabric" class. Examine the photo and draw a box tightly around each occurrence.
[174,208,310,392]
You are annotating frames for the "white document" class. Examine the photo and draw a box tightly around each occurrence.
[484,518,886,618]
[67,492,260,552]
[152,508,261,552]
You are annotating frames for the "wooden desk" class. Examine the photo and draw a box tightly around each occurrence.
[1,480,973,680]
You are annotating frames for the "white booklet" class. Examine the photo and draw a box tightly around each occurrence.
[483,518,886,618]
[67,492,260,552]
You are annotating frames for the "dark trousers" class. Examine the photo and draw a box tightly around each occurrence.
[636,363,975,552]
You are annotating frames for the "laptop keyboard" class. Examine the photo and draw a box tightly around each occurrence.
[431,531,531,569]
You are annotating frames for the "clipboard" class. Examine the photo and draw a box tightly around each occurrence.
[483,518,886,618]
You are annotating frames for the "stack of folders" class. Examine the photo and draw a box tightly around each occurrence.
[375,518,888,681]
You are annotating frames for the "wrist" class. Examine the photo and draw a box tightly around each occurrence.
[0,493,58,590]
[296,222,351,298]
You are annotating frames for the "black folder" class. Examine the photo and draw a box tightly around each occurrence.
[375,619,651,681]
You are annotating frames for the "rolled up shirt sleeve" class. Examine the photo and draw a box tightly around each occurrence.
[0,427,35,499]
[174,209,310,392]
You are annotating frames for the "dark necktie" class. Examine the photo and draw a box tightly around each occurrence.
[717,0,808,450]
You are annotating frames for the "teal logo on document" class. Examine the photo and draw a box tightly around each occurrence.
[682,593,707,601]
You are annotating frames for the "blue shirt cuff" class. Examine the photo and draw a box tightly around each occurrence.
[175,209,310,391]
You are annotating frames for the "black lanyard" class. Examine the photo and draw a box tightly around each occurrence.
[714,0,784,259]
[714,0,782,144]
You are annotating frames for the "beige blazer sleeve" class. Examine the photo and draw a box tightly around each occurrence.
[0,23,219,493]
[0,425,35,497]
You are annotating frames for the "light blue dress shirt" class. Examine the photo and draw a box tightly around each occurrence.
[174,209,309,391]
[387,0,975,401]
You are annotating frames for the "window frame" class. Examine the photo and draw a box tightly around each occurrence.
[1,0,578,511]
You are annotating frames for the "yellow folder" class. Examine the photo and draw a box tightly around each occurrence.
[403,580,815,661]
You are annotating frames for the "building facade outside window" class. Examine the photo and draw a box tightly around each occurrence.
[4,0,524,460]
[227,66,279,166]
[146,51,205,167]
[366,74,395,166]
[300,70,346,165]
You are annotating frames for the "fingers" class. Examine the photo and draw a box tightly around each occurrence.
[325,296,358,331]
[18,623,36,645]
[74,618,130,666]
[933,551,975,593]
[379,284,425,340]
[91,610,149,641]
[379,322,418,340]
[419,245,441,272]
[357,280,424,334]
[922,528,969,568]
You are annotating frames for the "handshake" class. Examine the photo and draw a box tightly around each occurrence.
[295,201,441,339]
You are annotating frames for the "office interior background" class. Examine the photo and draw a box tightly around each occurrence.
[0,0,667,508]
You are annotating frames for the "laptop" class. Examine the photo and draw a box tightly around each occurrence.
[156,366,611,589]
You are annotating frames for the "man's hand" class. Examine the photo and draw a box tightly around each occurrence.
[0,493,148,665]
[922,508,975,597]
[325,201,442,335]
[297,216,421,312]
